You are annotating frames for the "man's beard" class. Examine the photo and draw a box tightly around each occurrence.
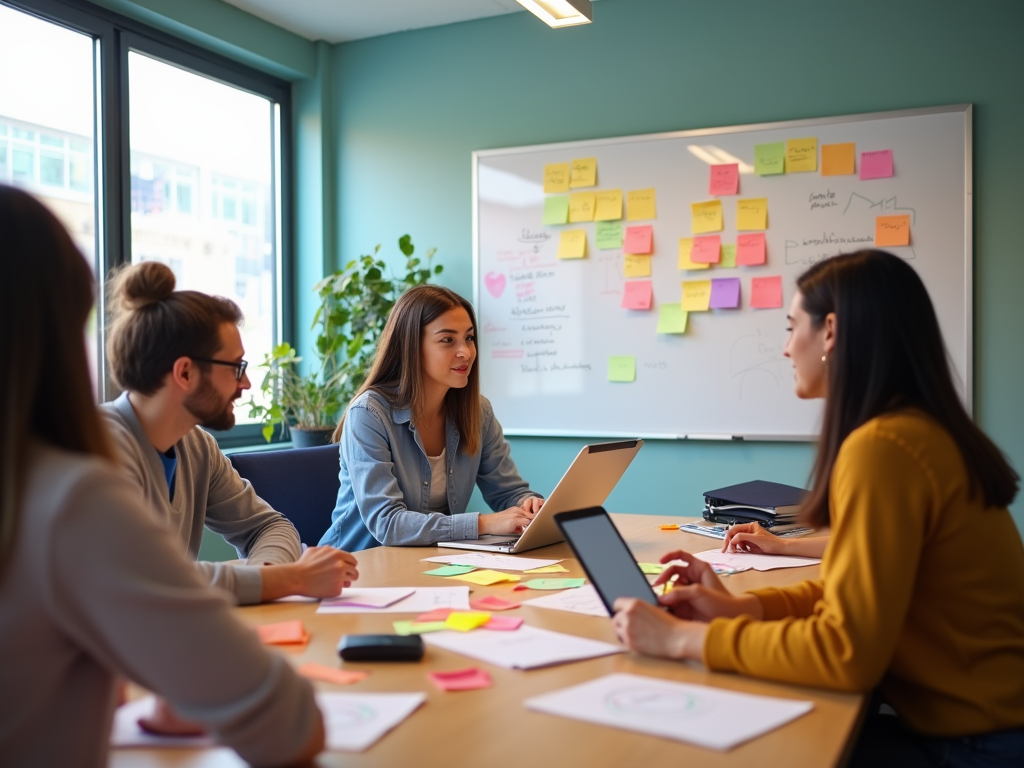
[184,376,237,431]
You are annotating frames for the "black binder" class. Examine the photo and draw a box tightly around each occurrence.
[702,480,807,528]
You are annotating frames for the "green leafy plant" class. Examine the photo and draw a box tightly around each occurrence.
[248,235,442,442]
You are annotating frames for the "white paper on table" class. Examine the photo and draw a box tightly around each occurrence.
[111,697,215,748]
[522,584,610,618]
[421,553,562,571]
[318,692,426,752]
[319,587,416,610]
[423,624,622,669]
[692,549,821,571]
[317,587,470,615]
[524,673,814,751]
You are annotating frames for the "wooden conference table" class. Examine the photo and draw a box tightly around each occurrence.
[111,515,862,768]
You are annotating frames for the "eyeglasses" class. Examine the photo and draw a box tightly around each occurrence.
[192,357,248,381]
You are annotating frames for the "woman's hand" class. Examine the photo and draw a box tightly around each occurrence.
[652,550,764,621]
[723,523,828,559]
[611,598,707,660]
[479,505,536,535]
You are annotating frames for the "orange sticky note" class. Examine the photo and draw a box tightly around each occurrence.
[875,214,911,247]
[255,620,309,645]
[750,276,784,309]
[660,524,680,530]
[298,663,369,686]
[821,143,855,176]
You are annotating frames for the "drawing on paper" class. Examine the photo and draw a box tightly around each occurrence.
[604,686,714,718]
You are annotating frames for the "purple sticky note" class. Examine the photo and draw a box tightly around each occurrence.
[690,235,721,264]
[709,278,741,309]
[736,233,766,266]
[623,225,653,254]
[860,150,893,180]
[709,163,739,196]
[621,280,653,310]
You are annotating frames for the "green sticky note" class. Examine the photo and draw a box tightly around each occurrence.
[755,142,786,175]
[596,220,623,250]
[522,578,586,590]
[608,356,636,382]
[720,244,737,269]
[393,621,448,636]
[543,195,570,225]
[637,562,665,575]
[656,305,688,334]
[424,564,476,577]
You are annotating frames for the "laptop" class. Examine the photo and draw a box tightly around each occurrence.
[438,439,643,554]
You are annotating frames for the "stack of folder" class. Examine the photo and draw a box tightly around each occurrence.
[702,480,806,529]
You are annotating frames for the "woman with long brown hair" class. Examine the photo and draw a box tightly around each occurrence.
[319,284,542,551]
[613,250,1024,766]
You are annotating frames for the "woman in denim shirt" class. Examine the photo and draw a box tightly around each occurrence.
[319,286,543,551]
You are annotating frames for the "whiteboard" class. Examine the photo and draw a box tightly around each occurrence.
[472,105,971,440]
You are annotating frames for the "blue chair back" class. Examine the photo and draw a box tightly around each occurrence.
[229,443,340,547]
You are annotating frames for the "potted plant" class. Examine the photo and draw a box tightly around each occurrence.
[247,235,442,446]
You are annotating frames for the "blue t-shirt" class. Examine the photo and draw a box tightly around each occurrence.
[157,446,177,500]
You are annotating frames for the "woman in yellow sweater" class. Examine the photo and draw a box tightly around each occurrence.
[613,249,1024,767]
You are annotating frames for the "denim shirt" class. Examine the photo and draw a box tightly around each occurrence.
[319,391,538,551]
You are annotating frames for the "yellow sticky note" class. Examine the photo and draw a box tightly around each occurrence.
[568,192,596,223]
[450,569,520,586]
[623,254,652,278]
[682,280,712,311]
[558,230,587,259]
[594,189,623,221]
[543,163,570,193]
[678,238,710,271]
[570,157,597,187]
[875,214,911,246]
[445,611,492,632]
[637,563,665,575]
[524,564,570,574]
[737,198,768,231]
[691,200,724,234]
[786,138,818,173]
[626,188,657,221]
[822,143,856,176]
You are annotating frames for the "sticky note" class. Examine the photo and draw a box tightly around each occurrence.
[594,189,623,221]
[682,280,712,312]
[623,254,652,278]
[416,608,454,622]
[624,225,653,255]
[691,200,724,233]
[822,143,855,176]
[754,142,786,175]
[255,620,309,645]
[596,220,623,250]
[750,276,784,309]
[786,137,818,173]
[621,280,653,310]
[521,578,586,590]
[860,150,894,180]
[450,569,520,586]
[557,229,587,259]
[570,157,597,187]
[543,163,570,193]
[445,611,492,632]
[523,564,570,574]
[298,663,369,686]
[608,356,635,383]
[709,163,739,196]
[626,188,657,221]
[736,232,767,265]
[393,620,448,635]
[469,596,521,611]
[428,668,492,692]
[690,235,721,264]
[542,196,569,225]
[737,198,768,231]
[709,278,741,309]
[424,564,477,577]
[678,238,709,271]
[875,214,911,246]
[660,524,680,530]
[637,563,665,575]
[720,244,737,269]
[656,304,688,334]
[485,615,524,631]
[569,192,596,223]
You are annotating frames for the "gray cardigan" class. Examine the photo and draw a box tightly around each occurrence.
[101,392,301,604]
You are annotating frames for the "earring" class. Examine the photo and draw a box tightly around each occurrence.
[821,354,828,365]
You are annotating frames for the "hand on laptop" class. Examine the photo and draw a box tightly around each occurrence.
[479,504,537,535]
[519,496,544,515]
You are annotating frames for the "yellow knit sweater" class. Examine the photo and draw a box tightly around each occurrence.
[704,410,1024,736]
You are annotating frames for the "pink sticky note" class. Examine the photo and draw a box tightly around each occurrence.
[709,278,741,309]
[469,596,521,611]
[255,620,309,645]
[690,235,721,264]
[485,615,525,631]
[750,276,784,309]
[621,280,653,310]
[428,668,493,692]
[416,608,454,622]
[860,150,893,180]
[624,225,653,255]
[709,163,739,196]
[736,233,766,266]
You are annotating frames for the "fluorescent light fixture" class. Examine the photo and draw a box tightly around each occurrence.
[687,144,755,174]
[516,0,593,28]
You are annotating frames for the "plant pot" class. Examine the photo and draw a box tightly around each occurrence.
[290,427,335,449]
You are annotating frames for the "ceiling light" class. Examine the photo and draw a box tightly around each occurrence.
[517,0,592,28]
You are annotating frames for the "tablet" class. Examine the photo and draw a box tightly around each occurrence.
[554,507,660,614]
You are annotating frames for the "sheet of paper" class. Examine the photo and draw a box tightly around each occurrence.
[543,162,570,193]
[320,692,426,752]
[677,237,709,271]
[750,276,784,309]
[423,564,476,577]
[423,553,563,571]
[860,149,893,180]
[570,157,597,187]
[754,142,786,175]
[298,663,370,686]
[569,191,596,223]
[470,596,521,611]
[709,163,739,196]
[822,142,855,176]
[786,137,817,172]
[692,549,821,571]
[520,578,586,590]
[681,280,712,312]
[621,280,653,311]
[623,225,653,254]
[875,214,911,246]
[607,356,635,383]
[709,278,741,309]
[255,620,309,645]
[656,304,688,334]
[524,673,813,751]
[522,583,610,617]
[542,195,569,225]
[720,243,737,268]
[737,198,768,230]
[691,200,723,233]
[318,587,470,614]
[428,667,492,692]
[594,189,623,220]
[111,698,215,749]
[523,564,570,574]
[320,588,415,610]
[557,229,587,259]
[424,625,623,669]
[737,232,766,265]
[626,188,657,221]
[595,220,623,250]
[623,254,651,278]
[690,235,721,264]
[449,569,520,586]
